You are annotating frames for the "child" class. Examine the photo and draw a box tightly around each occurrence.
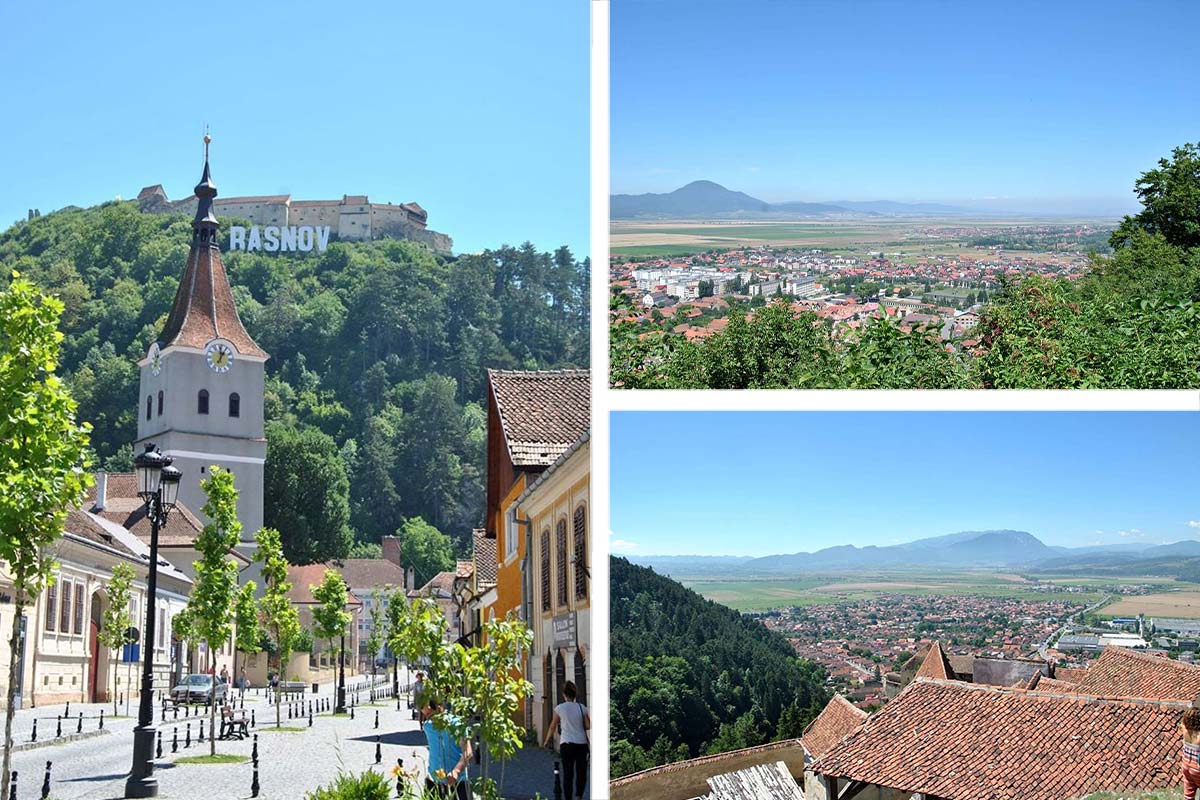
[420,695,472,800]
[1183,707,1200,800]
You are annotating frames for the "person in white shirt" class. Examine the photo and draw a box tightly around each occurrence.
[542,681,589,799]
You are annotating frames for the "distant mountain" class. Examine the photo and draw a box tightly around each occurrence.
[632,532,1200,576]
[611,180,769,218]
[610,181,981,219]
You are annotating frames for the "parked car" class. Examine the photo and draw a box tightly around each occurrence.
[170,674,228,705]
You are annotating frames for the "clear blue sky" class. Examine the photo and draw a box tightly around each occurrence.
[612,0,1200,215]
[611,412,1200,556]
[0,1,588,256]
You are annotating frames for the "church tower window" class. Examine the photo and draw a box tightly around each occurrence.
[157,390,164,416]
[146,396,152,420]
[229,392,240,418]
[198,389,209,415]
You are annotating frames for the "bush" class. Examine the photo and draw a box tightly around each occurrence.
[305,769,392,800]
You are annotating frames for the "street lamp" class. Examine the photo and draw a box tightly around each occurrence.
[336,633,347,713]
[125,444,181,799]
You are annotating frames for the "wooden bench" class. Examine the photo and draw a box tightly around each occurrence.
[275,681,307,698]
[219,711,250,740]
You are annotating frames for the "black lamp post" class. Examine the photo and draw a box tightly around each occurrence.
[125,444,182,799]
[336,634,347,713]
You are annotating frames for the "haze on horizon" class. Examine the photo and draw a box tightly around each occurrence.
[613,0,1200,218]
[610,412,1200,558]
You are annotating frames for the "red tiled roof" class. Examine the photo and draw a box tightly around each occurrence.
[813,679,1184,800]
[487,370,590,467]
[332,558,406,591]
[286,564,364,608]
[159,242,267,358]
[473,530,497,586]
[914,641,955,681]
[87,473,211,549]
[414,570,457,598]
[800,694,867,760]
[456,560,473,579]
[1073,646,1200,701]
[1054,666,1088,683]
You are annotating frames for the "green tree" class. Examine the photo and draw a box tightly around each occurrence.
[184,467,243,755]
[0,275,93,797]
[399,517,455,589]
[233,580,262,689]
[254,527,299,728]
[96,562,137,715]
[364,591,385,683]
[263,422,352,564]
[1111,142,1200,250]
[310,570,351,676]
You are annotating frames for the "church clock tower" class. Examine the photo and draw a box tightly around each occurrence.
[135,137,268,543]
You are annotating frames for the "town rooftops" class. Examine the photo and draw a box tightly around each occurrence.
[487,369,591,467]
[800,694,867,760]
[331,558,407,591]
[811,678,1184,800]
[472,530,497,587]
[913,641,956,681]
[86,472,232,554]
[1071,646,1200,701]
[285,563,363,607]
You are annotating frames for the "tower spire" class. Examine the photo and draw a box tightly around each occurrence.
[192,130,219,244]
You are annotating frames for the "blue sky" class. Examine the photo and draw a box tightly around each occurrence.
[611,412,1200,556]
[0,1,588,256]
[612,0,1200,214]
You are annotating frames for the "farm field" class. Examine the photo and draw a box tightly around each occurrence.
[678,570,1123,611]
[1100,591,1200,619]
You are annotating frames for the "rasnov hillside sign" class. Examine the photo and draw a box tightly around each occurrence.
[228,225,331,252]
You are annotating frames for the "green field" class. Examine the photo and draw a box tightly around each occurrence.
[678,570,1138,611]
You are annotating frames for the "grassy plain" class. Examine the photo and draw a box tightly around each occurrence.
[677,569,1197,612]
[1100,592,1200,619]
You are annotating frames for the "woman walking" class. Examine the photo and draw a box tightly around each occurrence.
[543,681,590,800]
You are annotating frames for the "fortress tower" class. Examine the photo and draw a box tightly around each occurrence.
[135,138,268,542]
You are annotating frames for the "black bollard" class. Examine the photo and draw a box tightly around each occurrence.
[161,705,166,723]
[172,727,178,753]
[396,695,401,711]
[99,709,104,730]
[350,705,355,721]
[251,709,256,728]
[395,759,404,798]
[185,722,191,748]
[252,734,259,765]
[76,712,82,734]
[287,703,292,720]
[308,708,313,727]
[374,735,381,764]
[251,763,260,798]
[30,718,37,742]
[199,718,205,743]
[308,700,313,717]
[55,716,61,738]
[375,709,379,729]
[64,701,70,717]
[9,770,16,800]
[174,705,179,720]
[156,729,162,759]
[41,761,50,800]
[554,760,563,800]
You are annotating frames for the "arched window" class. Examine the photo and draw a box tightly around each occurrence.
[556,519,568,608]
[540,530,551,613]
[574,650,587,707]
[157,390,164,416]
[573,504,587,601]
[197,389,209,415]
[228,392,240,418]
[146,396,152,421]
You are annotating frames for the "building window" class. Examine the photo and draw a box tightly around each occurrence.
[573,505,587,601]
[556,519,568,609]
[146,396,152,421]
[45,582,57,633]
[157,607,167,650]
[157,390,164,416]
[574,650,587,707]
[228,392,240,418]
[198,389,209,415]
[540,530,551,613]
[59,580,72,633]
[73,584,84,635]
[505,512,518,560]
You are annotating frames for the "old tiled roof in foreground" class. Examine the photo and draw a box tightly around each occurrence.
[487,370,590,466]
[1072,646,1200,701]
[704,761,803,800]
[472,530,497,586]
[812,678,1184,800]
[800,694,867,760]
[914,641,956,681]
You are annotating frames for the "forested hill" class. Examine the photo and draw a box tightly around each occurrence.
[609,557,828,778]
[0,201,589,561]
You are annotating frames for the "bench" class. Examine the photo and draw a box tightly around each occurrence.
[219,711,250,740]
[275,681,306,698]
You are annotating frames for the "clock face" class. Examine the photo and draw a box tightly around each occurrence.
[205,341,234,373]
[148,343,162,376]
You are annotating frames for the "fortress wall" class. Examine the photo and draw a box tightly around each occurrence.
[289,202,339,229]
[215,199,289,226]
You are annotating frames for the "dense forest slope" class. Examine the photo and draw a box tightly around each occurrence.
[609,557,828,778]
[0,202,588,560]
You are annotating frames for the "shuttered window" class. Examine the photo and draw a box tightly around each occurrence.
[540,530,551,612]
[573,505,587,601]
[556,519,568,608]
[59,580,72,633]
[46,582,57,632]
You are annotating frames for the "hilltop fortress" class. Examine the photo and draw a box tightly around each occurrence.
[136,184,453,255]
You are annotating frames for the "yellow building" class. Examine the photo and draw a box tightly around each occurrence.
[516,432,590,745]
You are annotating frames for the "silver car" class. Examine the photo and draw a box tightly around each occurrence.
[170,674,228,705]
